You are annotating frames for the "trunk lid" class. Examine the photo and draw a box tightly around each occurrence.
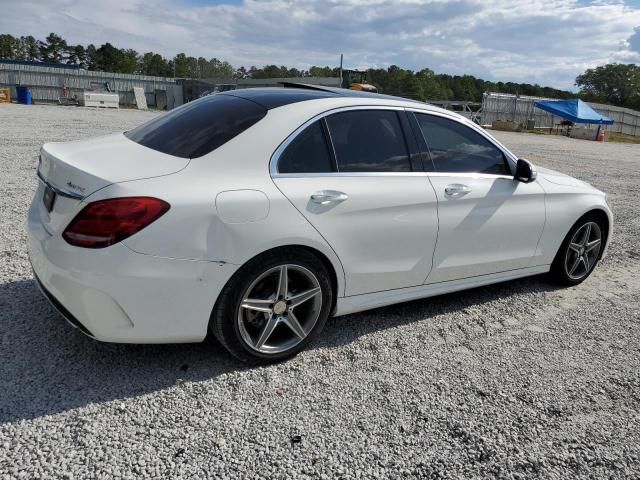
[36,132,189,234]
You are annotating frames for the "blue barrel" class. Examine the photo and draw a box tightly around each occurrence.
[15,86,32,104]
[15,86,25,103]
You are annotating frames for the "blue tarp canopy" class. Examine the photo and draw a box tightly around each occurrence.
[534,98,614,125]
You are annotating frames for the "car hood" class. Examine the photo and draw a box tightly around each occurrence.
[536,166,603,194]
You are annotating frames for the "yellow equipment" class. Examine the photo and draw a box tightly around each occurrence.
[0,88,10,103]
[342,70,377,93]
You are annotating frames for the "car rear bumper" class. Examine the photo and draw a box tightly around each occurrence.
[27,201,239,343]
[33,272,96,338]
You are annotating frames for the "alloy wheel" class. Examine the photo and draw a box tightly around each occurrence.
[237,264,323,354]
[564,221,602,281]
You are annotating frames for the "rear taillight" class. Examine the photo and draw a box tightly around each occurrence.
[62,197,170,248]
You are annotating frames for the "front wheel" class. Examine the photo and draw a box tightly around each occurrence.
[550,215,604,285]
[210,248,333,364]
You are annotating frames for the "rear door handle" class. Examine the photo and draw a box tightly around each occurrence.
[444,184,471,196]
[310,190,349,204]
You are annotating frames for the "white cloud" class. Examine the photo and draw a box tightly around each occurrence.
[1,0,639,89]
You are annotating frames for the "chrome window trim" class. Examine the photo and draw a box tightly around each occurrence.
[269,103,519,178]
[404,106,519,168]
[272,171,515,180]
[269,105,408,176]
[37,170,85,200]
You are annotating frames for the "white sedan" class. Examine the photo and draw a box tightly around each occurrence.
[28,87,612,363]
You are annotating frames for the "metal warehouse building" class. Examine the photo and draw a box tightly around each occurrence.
[481,92,640,137]
[0,59,340,110]
[0,60,182,109]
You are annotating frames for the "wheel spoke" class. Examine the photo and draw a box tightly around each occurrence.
[582,254,590,272]
[255,315,279,349]
[568,255,581,275]
[288,287,321,307]
[586,238,601,253]
[237,263,323,354]
[568,242,582,254]
[283,311,306,339]
[276,265,288,299]
[581,223,592,246]
[240,299,273,313]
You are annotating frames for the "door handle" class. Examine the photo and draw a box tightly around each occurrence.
[444,184,471,196]
[310,190,349,204]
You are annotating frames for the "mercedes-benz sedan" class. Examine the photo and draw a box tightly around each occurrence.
[28,87,612,363]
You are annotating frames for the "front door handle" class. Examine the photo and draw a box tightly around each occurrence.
[310,190,349,204]
[444,184,471,196]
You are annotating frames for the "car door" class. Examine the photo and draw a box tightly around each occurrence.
[410,111,546,284]
[272,107,439,296]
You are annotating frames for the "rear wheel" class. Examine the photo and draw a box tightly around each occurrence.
[550,215,604,285]
[210,249,333,364]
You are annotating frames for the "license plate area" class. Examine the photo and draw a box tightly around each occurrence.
[43,185,57,213]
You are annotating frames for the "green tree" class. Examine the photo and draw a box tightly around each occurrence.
[139,52,172,76]
[251,65,291,78]
[173,53,199,78]
[119,48,139,73]
[234,66,249,79]
[94,42,121,71]
[22,35,40,61]
[309,66,338,77]
[85,44,98,70]
[65,45,86,66]
[0,34,18,59]
[39,33,67,63]
[204,58,234,78]
[400,73,423,100]
[576,63,640,108]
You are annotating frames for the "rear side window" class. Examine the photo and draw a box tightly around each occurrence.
[414,113,510,175]
[278,121,335,174]
[325,110,412,172]
[125,94,267,159]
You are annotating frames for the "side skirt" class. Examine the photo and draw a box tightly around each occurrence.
[334,265,550,316]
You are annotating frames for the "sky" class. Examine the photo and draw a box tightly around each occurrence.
[1,0,639,89]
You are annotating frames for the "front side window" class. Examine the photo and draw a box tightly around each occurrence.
[125,94,267,159]
[415,113,510,175]
[278,121,335,174]
[325,110,412,172]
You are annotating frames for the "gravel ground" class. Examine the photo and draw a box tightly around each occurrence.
[1,104,639,479]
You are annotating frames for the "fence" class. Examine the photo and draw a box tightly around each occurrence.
[481,92,640,137]
[0,60,182,108]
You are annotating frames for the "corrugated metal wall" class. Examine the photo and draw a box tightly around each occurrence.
[481,92,640,137]
[0,62,179,108]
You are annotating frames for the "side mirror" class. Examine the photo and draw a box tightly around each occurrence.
[515,158,537,183]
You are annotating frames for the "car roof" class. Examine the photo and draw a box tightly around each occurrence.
[219,86,427,110]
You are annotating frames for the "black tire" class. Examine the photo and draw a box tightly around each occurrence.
[210,247,333,364]
[549,213,605,286]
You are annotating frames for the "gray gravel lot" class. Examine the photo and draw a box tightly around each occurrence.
[1,104,639,479]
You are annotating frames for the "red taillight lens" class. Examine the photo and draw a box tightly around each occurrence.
[62,197,170,248]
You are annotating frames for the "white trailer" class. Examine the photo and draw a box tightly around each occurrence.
[83,92,120,109]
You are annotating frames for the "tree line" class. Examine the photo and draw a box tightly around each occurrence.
[1,32,638,108]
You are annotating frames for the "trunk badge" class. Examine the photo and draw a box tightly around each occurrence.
[66,181,86,193]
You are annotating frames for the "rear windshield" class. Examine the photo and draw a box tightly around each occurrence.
[125,94,267,159]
